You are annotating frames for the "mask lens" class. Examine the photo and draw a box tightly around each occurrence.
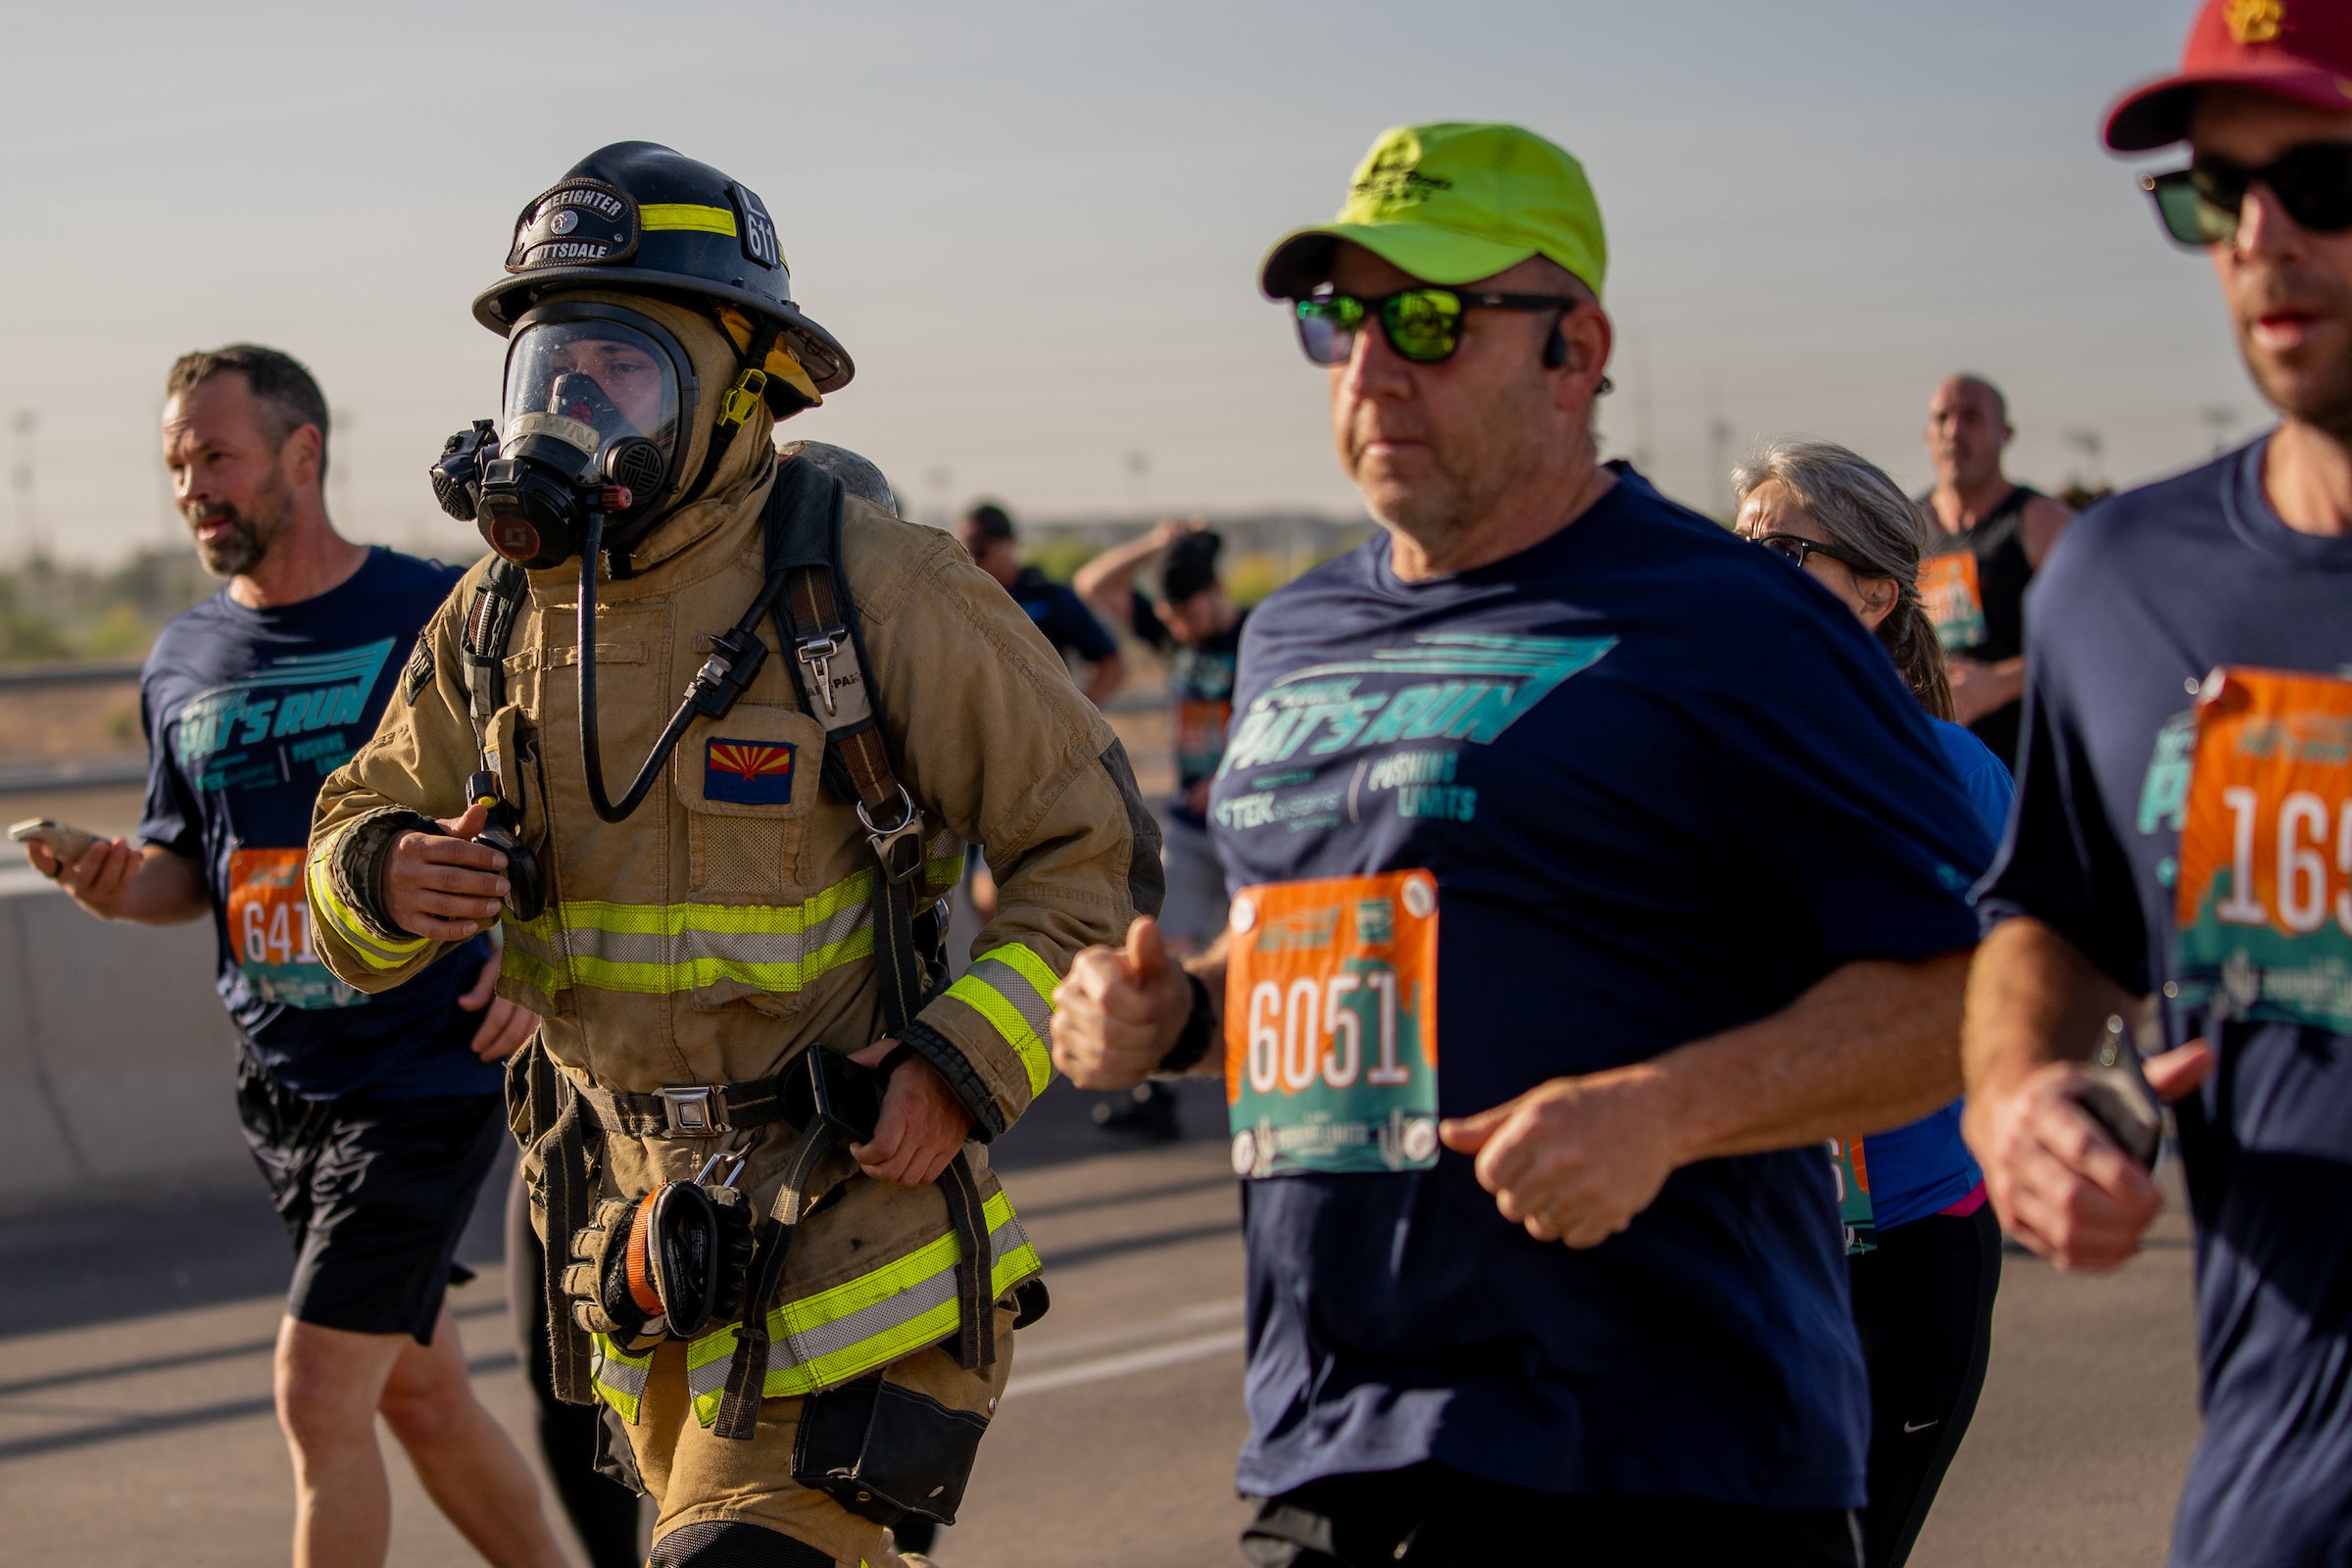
[1295,296,1362,366]
[501,318,682,479]
[1380,289,1463,363]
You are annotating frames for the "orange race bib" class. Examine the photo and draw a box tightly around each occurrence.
[1828,1136,1876,1255]
[2174,667,2352,1031]
[227,848,364,1011]
[1174,697,1233,780]
[1224,869,1439,1178]
[1920,553,1986,654]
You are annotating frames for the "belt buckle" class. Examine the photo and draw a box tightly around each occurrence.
[658,1085,729,1137]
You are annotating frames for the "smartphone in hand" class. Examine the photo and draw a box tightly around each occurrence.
[9,817,99,865]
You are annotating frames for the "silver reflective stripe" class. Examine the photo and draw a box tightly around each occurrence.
[684,1210,1033,1407]
[963,954,1054,1044]
[558,899,870,969]
[594,1346,651,1399]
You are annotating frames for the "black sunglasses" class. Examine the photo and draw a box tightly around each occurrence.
[2141,141,2352,248]
[1749,532,1881,574]
[1294,287,1579,367]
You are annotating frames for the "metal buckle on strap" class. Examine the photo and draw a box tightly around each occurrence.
[858,785,926,883]
[658,1085,731,1137]
[796,633,841,716]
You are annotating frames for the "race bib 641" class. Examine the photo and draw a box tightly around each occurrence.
[1224,869,1439,1179]
[227,848,365,1011]
[2175,667,2352,1031]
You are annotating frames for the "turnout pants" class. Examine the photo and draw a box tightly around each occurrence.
[620,1315,1016,1567]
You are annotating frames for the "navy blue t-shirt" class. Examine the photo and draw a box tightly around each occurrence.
[1007,565,1116,666]
[1210,466,1987,1507]
[138,548,498,1102]
[1979,438,2352,1568]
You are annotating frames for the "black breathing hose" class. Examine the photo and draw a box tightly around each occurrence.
[576,510,699,823]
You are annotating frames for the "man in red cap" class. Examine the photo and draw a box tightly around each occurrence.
[1965,5,2352,1563]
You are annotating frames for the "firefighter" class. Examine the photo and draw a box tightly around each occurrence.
[306,141,1161,1568]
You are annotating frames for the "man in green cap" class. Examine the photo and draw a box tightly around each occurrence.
[1051,122,1987,1564]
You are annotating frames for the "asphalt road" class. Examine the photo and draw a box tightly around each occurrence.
[0,1077,2200,1567]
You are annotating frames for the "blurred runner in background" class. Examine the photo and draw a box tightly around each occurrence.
[1735,440,2007,1568]
[1054,121,1988,1566]
[1076,517,1247,1139]
[21,345,568,1568]
[957,500,1125,925]
[1917,374,2075,768]
[1966,7,2352,1564]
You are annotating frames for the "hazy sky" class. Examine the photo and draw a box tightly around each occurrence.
[1,0,2242,565]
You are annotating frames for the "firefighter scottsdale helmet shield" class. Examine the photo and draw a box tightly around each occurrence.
[474,141,853,396]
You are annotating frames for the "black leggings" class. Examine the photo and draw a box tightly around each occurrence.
[1847,1200,2002,1568]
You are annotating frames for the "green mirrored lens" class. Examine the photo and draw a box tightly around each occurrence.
[1381,289,1463,362]
[1298,296,1365,330]
[2158,178,2236,246]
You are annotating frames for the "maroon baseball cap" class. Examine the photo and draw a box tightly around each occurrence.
[2106,0,2352,152]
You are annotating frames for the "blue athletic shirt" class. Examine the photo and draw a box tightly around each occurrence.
[1978,438,2352,1568]
[1210,466,1988,1507]
[1007,565,1117,666]
[138,547,499,1102]
[1852,718,2007,1232]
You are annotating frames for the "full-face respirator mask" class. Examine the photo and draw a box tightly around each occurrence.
[431,302,694,570]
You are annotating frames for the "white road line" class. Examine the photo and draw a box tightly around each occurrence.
[1001,1328,1248,1399]
[1014,1297,1245,1367]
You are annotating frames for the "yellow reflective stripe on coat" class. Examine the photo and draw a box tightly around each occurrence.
[680,1190,1041,1426]
[940,943,1060,1097]
[639,203,736,236]
[589,1337,656,1424]
[498,868,875,998]
[305,838,427,971]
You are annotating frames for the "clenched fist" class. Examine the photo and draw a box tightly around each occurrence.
[1052,917,1194,1090]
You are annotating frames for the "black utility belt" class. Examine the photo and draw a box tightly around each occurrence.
[581,1043,890,1141]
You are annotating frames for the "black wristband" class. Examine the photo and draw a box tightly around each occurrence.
[1156,970,1217,1076]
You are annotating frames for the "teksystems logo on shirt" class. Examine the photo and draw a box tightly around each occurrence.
[175,639,396,793]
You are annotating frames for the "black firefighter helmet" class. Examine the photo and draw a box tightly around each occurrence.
[473,141,853,395]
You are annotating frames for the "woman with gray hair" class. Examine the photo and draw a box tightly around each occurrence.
[1733,439,2008,1568]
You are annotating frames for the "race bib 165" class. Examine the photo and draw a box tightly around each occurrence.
[2175,667,2352,1031]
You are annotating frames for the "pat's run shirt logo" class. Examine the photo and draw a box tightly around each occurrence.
[1215,633,1615,833]
[173,638,396,794]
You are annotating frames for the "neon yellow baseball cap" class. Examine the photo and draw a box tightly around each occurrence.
[1259,122,1607,301]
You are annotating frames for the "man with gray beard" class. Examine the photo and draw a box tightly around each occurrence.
[20,344,570,1568]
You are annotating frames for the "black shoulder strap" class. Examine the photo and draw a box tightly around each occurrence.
[762,461,933,1034]
[461,559,530,752]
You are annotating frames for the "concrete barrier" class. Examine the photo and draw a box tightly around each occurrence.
[0,872,251,1213]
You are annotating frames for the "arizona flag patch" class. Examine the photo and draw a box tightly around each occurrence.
[704,737,796,805]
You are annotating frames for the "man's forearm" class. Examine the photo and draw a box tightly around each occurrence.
[1961,915,2133,1100]
[1647,949,1973,1161]
[1073,537,1158,613]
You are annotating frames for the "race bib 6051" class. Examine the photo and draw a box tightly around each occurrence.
[2175,667,2352,1031]
[1224,869,1439,1179]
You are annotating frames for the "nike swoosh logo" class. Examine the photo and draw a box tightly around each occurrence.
[1903,1419,1940,1434]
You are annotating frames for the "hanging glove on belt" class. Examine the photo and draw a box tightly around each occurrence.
[567,1155,757,1341]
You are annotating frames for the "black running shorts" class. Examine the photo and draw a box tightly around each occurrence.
[235,1051,505,1344]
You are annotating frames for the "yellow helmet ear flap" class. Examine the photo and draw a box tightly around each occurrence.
[715,307,821,408]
